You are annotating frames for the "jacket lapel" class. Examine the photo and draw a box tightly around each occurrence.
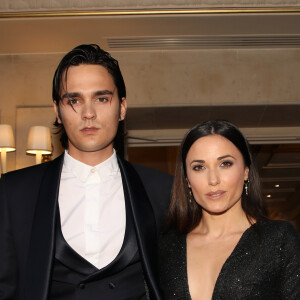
[118,157,162,300]
[24,154,64,300]
[24,154,161,299]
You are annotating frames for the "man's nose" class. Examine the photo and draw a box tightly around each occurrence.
[82,101,96,120]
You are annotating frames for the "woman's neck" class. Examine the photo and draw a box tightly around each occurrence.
[193,203,252,238]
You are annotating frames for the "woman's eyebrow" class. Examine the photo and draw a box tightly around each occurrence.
[190,159,205,164]
[217,155,236,161]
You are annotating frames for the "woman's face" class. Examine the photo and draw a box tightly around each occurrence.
[185,134,249,215]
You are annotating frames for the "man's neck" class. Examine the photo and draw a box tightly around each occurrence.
[67,147,114,166]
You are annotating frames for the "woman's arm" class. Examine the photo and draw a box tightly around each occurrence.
[279,222,300,299]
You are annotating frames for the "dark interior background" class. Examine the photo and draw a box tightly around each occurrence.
[128,144,300,232]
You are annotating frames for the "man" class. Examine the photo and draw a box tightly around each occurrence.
[0,44,173,299]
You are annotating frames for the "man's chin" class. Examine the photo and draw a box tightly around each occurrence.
[69,143,114,154]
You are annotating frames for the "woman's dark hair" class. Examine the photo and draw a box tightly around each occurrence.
[166,120,268,234]
[52,44,126,149]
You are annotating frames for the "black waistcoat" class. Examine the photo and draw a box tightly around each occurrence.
[49,191,147,300]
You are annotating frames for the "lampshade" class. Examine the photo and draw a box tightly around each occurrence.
[0,124,16,174]
[0,124,16,152]
[26,126,52,164]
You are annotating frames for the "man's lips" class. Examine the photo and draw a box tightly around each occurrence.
[206,190,226,198]
[80,127,99,134]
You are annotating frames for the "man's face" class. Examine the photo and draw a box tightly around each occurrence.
[54,64,126,164]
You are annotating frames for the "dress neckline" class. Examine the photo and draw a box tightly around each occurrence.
[184,222,257,299]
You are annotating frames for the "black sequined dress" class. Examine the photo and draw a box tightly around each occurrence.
[159,220,300,299]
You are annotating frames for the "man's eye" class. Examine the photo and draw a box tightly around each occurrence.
[221,161,233,168]
[96,97,109,103]
[67,98,79,105]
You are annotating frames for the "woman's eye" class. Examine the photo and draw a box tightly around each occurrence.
[192,165,205,171]
[221,161,233,168]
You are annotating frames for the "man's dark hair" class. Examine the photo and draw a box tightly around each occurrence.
[166,120,268,234]
[52,44,126,149]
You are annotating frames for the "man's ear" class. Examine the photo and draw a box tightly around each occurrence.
[119,98,127,121]
[53,101,62,124]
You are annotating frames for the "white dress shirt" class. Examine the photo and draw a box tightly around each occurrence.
[58,150,126,269]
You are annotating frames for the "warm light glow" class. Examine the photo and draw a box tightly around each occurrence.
[0,124,16,174]
[26,126,52,164]
[0,124,16,152]
[275,184,280,188]
[266,194,272,198]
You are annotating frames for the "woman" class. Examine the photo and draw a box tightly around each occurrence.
[159,120,300,300]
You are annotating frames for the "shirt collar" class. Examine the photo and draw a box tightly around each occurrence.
[63,149,119,182]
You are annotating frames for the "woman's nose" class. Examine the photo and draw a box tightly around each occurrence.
[208,169,220,186]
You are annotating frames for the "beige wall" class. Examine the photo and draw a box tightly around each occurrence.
[1,47,300,171]
[0,54,61,172]
[1,0,299,11]
[122,49,300,107]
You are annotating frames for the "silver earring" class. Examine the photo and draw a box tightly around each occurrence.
[189,188,193,203]
[244,180,249,196]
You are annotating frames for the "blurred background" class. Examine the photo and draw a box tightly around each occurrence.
[0,1,299,231]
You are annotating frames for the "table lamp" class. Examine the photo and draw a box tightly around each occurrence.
[0,124,16,174]
[26,126,52,164]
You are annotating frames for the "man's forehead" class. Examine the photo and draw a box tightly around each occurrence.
[62,64,110,76]
[60,64,115,90]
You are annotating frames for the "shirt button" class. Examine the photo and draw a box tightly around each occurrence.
[109,282,115,289]
[78,283,85,289]
[91,168,96,173]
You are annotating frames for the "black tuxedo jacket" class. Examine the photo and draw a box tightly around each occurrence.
[0,154,173,300]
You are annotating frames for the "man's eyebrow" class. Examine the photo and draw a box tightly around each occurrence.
[93,89,114,96]
[61,92,81,99]
[217,155,236,160]
[61,90,114,100]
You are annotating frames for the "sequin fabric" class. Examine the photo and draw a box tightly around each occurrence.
[158,220,300,299]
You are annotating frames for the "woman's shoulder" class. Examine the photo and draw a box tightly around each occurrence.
[158,230,186,259]
[158,230,190,299]
[255,219,298,235]
[159,230,186,248]
[254,219,300,246]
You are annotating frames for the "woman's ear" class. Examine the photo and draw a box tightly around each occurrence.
[244,167,250,181]
[186,177,191,188]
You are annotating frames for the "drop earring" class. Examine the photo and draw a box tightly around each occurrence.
[244,179,249,196]
[186,178,193,203]
[189,188,193,203]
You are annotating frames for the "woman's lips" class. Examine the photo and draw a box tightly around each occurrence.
[206,190,226,199]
